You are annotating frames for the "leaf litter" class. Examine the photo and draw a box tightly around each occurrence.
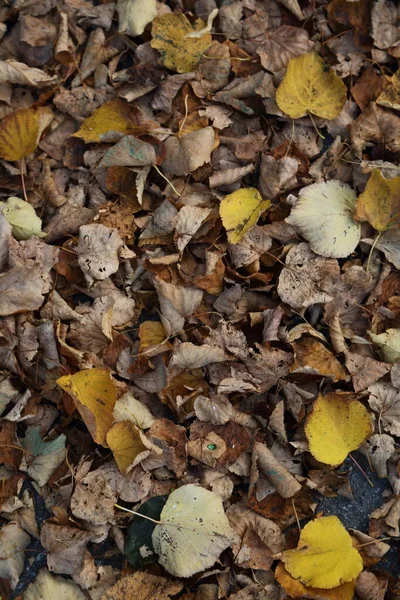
[0,1,399,599]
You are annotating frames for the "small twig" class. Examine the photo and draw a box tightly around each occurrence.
[20,157,29,202]
[349,454,374,488]
[292,498,301,534]
[355,537,391,549]
[115,503,161,524]
[153,165,182,197]
[366,232,382,274]
[308,112,325,140]
[178,94,189,138]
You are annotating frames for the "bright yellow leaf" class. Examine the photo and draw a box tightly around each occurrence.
[275,562,355,600]
[73,98,140,143]
[139,320,171,357]
[0,107,52,161]
[276,52,347,119]
[281,516,363,589]
[151,13,211,73]
[355,169,400,232]
[305,393,372,466]
[220,188,270,244]
[57,369,117,446]
[106,421,148,474]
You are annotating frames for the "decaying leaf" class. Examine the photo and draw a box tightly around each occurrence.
[305,393,373,466]
[0,522,30,588]
[220,188,270,245]
[152,484,236,577]
[151,13,212,73]
[292,337,347,381]
[281,516,363,589]
[286,181,360,258]
[276,52,347,119]
[368,382,400,435]
[355,169,400,232]
[57,369,117,446]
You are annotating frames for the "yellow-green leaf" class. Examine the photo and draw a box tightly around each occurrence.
[355,169,400,232]
[369,328,400,363]
[57,369,117,446]
[305,393,373,466]
[0,107,52,161]
[276,52,347,119]
[220,188,270,244]
[281,516,363,589]
[0,197,45,240]
[151,13,211,73]
[73,98,140,143]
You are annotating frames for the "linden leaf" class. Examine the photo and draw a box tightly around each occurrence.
[355,169,400,232]
[305,393,373,466]
[281,516,363,589]
[152,484,236,577]
[73,99,141,143]
[275,562,355,600]
[220,188,271,244]
[106,421,151,474]
[57,369,117,446]
[0,197,45,240]
[151,13,212,74]
[286,181,360,258]
[0,106,52,161]
[369,328,400,363]
[276,52,347,119]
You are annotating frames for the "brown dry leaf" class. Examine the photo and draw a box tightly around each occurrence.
[174,206,213,253]
[250,442,301,499]
[40,523,92,576]
[139,320,171,357]
[76,224,124,286]
[365,433,395,478]
[257,26,314,74]
[194,251,225,295]
[371,0,400,50]
[0,522,30,588]
[71,469,117,526]
[154,277,203,336]
[101,571,183,600]
[368,381,400,435]
[99,136,157,169]
[57,368,117,446]
[345,352,390,392]
[0,106,52,161]
[162,127,215,176]
[355,571,388,600]
[71,28,119,87]
[350,102,400,155]
[0,59,58,87]
[170,342,227,369]
[275,562,355,600]
[292,337,347,381]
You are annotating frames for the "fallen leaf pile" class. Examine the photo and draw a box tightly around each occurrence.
[0,1,400,599]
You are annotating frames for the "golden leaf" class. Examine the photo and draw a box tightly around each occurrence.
[0,106,52,161]
[106,421,148,474]
[139,320,171,357]
[355,169,400,232]
[275,562,355,600]
[305,393,373,466]
[276,52,347,119]
[292,337,347,381]
[57,369,117,446]
[281,517,362,588]
[151,13,212,74]
[220,188,270,244]
[73,99,140,143]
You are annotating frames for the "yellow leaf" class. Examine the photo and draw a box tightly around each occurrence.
[73,98,140,143]
[281,516,362,589]
[355,169,400,232]
[275,562,355,600]
[139,320,171,357]
[151,13,211,74]
[0,107,52,161]
[276,52,347,119]
[106,421,148,474]
[57,369,116,446]
[220,188,270,244]
[305,393,372,466]
[292,337,347,381]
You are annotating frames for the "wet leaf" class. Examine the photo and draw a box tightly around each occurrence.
[276,52,347,119]
[125,495,168,568]
[305,393,373,466]
[220,188,270,244]
[281,516,363,589]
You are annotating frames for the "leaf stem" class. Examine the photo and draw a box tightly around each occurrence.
[153,165,182,197]
[308,112,325,140]
[366,231,382,273]
[115,503,161,524]
[20,157,29,203]
[349,454,374,488]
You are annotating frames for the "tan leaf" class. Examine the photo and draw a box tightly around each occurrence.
[40,524,92,576]
[250,442,301,499]
[77,224,123,286]
[0,59,58,87]
[257,26,314,74]
[162,127,215,176]
[170,342,227,369]
[368,381,400,435]
[154,277,203,336]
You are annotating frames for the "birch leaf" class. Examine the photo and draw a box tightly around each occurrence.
[276,52,347,119]
[152,484,236,577]
[0,106,52,161]
[220,188,270,244]
[355,169,400,232]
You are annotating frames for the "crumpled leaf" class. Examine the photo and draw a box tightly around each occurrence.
[101,571,183,600]
[370,328,400,363]
[162,127,215,176]
[40,523,92,576]
[0,522,30,588]
[276,52,347,119]
[365,433,396,478]
[305,393,373,466]
[20,427,66,487]
[275,562,355,600]
[355,169,400,232]
[0,106,52,161]
[0,197,45,240]
[57,368,117,446]
[368,382,400,435]
[23,568,86,600]
[73,99,143,143]
[0,59,58,87]
[76,223,124,286]
[118,0,157,37]
[292,337,347,381]
[106,420,161,474]
[286,181,360,258]
[151,13,212,74]
[152,484,236,577]
[154,277,203,336]
[281,516,363,589]
[220,188,270,245]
